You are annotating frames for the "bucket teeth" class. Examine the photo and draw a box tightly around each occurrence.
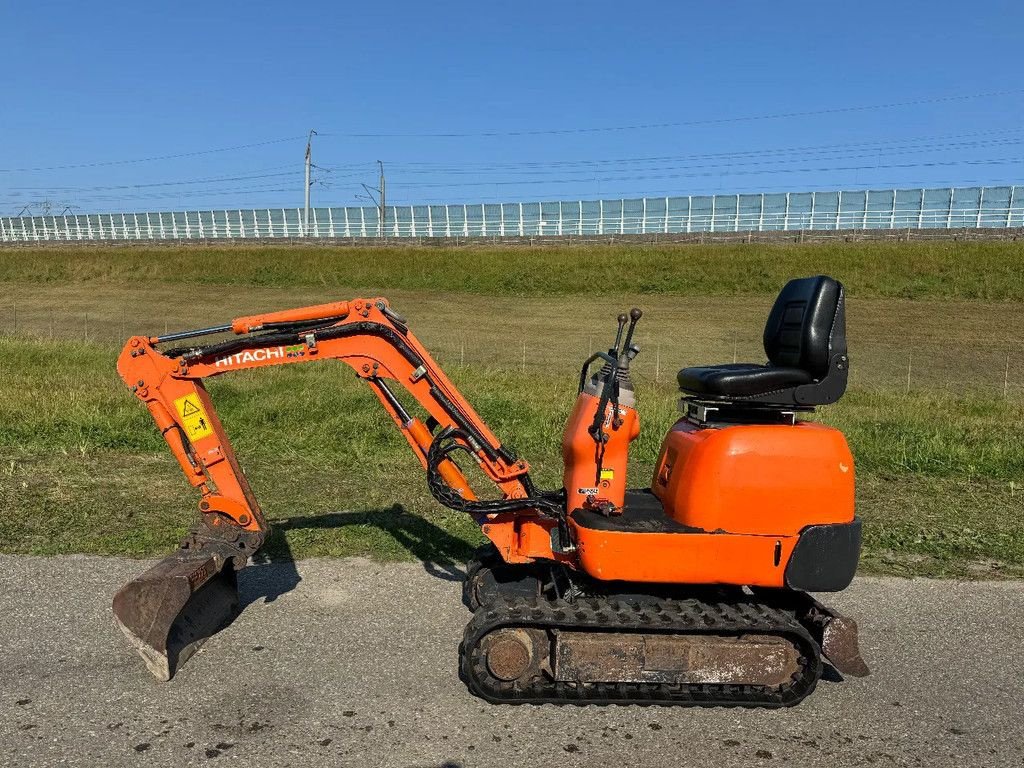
[112,549,239,681]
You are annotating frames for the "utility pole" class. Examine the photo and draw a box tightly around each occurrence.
[358,163,387,237]
[303,129,317,237]
[378,160,386,238]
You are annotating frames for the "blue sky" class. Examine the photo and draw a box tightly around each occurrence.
[1,0,1022,214]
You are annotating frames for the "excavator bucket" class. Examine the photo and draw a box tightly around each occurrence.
[112,548,239,681]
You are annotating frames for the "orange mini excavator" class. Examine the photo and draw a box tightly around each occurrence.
[114,275,868,706]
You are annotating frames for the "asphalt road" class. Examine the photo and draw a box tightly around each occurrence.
[1,554,1022,768]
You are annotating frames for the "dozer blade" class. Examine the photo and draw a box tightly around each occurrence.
[782,592,871,679]
[112,549,239,681]
[819,615,870,678]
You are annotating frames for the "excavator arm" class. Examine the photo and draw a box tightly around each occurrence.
[113,297,566,680]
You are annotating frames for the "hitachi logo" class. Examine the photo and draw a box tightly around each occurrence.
[214,347,286,367]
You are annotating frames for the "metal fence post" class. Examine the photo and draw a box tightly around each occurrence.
[664,196,670,233]
[599,199,604,234]
[976,187,985,228]
[759,193,765,231]
[710,195,716,232]
[917,188,925,228]
[889,189,897,229]
[809,192,816,230]
[947,188,955,228]
[1007,186,1016,227]
[578,200,583,235]
[783,193,790,230]
[862,190,870,229]
[686,196,692,233]
[734,193,740,231]
[836,190,843,230]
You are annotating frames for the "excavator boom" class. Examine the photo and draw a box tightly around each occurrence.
[115,297,564,679]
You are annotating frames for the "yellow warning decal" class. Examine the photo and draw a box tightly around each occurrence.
[174,394,214,441]
[600,468,615,481]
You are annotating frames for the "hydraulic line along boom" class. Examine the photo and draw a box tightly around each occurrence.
[114,297,565,679]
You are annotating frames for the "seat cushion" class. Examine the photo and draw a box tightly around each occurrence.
[677,363,813,398]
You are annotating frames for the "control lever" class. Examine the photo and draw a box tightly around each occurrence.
[589,309,642,442]
[610,313,628,357]
[616,308,643,372]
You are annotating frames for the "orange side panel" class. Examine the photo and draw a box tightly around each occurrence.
[652,419,855,536]
[571,520,796,586]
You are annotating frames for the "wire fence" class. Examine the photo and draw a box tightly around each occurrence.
[2,185,1021,242]
[4,304,1022,401]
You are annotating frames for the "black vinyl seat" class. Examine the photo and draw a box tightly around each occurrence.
[677,275,848,407]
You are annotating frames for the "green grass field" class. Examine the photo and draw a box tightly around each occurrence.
[4,240,1024,300]
[1,240,1022,578]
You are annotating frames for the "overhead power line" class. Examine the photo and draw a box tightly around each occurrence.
[0,136,306,174]
[381,131,1024,173]
[5,169,303,193]
[317,89,1024,138]
[372,155,1024,190]
[381,139,1024,180]
[0,184,301,206]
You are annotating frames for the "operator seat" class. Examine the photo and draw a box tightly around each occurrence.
[677,275,848,407]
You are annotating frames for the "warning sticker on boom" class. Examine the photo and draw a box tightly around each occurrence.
[174,394,214,441]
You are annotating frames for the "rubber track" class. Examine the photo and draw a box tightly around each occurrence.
[461,594,821,707]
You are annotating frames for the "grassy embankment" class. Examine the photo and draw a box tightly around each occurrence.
[3,240,1024,299]
[1,240,1022,577]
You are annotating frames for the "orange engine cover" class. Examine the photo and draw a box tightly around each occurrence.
[652,419,855,536]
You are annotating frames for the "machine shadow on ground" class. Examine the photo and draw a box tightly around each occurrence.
[238,504,474,607]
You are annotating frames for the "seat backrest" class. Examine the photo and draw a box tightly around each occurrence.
[762,275,846,378]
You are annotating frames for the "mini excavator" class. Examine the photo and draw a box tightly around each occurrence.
[114,275,868,706]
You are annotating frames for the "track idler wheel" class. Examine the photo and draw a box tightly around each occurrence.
[482,628,542,682]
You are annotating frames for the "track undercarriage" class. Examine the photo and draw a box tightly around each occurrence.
[461,546,867,707]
